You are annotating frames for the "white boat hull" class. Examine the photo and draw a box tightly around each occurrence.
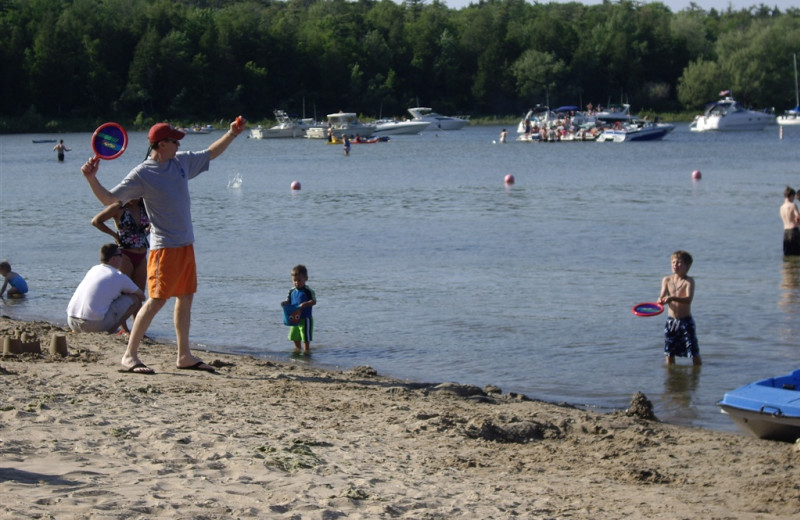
[719,405,800,442]
[407,107,469,131]
[250,126,305,139]
[778,113,800,126]
[690,113,774,131]
[690,96,775,132]
[371,120,431,135]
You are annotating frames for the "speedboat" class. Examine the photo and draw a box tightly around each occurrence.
[593,103,634,124]
[407,107,469,131]
[596,118,675,142]
[250,110,310,139]
[183,125,212,134]
[322,112,376,138]
[718,368,800,442]
[689,93,775,131]
[370,119,430,136]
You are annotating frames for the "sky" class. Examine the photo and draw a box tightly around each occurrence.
[438,0,790,12]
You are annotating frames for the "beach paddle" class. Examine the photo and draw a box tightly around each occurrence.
[90,122,128,163]
[632,302,664,317]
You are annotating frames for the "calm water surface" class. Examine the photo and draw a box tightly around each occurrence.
[2,123,800,432]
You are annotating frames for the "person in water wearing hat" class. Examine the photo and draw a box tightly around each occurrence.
[81,117,246,374]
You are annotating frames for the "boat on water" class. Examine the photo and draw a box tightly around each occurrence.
[516,105,558,135]
[592,103,634,124]
[778,109,800,126]
[32,139,57,143]
[306,112,376,139]
[718,368,800,442]
[690,92,775,131]
[369,119,430,136]
[182,125,214,134]
[407,107,469,131]
[250,110,311,139]
[596,119,675,142]
[778,54,800,127]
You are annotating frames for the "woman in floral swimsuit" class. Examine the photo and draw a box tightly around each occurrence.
[92,198,150,293]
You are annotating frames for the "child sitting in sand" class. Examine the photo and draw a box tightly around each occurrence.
[0,260,28,298]
[281,264,316,354]
[657,250,701,366]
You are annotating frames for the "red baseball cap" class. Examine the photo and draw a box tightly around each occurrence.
[148,123,185,144]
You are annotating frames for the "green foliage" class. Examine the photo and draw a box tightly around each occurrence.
[1,0,799,130]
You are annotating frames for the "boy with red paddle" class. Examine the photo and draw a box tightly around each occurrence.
[658,250,702,366]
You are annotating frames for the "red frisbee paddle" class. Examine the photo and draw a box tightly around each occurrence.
[632,302,664,317]
[90,122,128,162]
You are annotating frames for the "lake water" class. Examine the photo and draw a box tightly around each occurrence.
[2,123,800,433]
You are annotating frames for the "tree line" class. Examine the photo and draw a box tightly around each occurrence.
[1,0,800,131]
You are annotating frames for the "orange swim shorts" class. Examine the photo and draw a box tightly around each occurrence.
[147,244,197,299]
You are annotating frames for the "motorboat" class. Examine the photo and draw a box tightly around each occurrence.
[182,125,212,134]
[596,119,675,142]
[718,368,800,442]
[778,54,800,126]
[308,112,376,139]
[689,93,775,131]
[370,119,430,136]
[407,107,469,131]
[249,110,310,139]
[593,103,634,124]
[516,105,558,134]
[778,109,800,126]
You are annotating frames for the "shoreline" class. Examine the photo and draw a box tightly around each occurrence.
[1,315,799,518]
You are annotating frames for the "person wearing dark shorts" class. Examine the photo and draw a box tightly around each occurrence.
[658,250,702,366]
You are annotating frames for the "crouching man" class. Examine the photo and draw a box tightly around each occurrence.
[67,243,145,333]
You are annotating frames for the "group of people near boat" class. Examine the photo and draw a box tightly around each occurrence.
[519,109,605,142]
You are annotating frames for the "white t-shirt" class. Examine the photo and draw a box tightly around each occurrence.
[67,264,140,321]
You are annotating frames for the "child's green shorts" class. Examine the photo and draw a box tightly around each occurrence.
[288,317,313,343]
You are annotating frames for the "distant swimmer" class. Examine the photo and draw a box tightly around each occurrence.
[53,139,71,162]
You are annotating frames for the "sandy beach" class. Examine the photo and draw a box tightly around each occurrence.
[1,316,798,519]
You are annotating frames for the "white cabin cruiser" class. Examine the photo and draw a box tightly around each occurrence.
[690,95,774,131]
[250,110,312,139]
[370,119,431,135]
[407,107,469,131]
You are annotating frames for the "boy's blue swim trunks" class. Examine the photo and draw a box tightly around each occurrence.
[664,316,699,358]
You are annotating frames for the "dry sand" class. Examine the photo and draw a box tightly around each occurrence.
[1,316,798,519]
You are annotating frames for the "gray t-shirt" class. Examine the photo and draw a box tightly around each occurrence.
[111,150,210,249]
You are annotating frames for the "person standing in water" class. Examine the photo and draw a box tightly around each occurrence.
[53,139,70,162]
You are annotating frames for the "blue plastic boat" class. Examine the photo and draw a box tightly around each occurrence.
[718,368,800,442]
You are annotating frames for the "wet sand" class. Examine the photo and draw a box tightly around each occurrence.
[1,316,798,519]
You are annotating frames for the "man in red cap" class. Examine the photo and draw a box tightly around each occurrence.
[81,117,245,374]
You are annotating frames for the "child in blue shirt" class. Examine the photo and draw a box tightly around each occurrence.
[281,264,316,354]
[0,261,28,299]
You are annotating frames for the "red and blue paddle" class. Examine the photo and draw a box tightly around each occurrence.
[632,302,664,317]
[91,122,128,162]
